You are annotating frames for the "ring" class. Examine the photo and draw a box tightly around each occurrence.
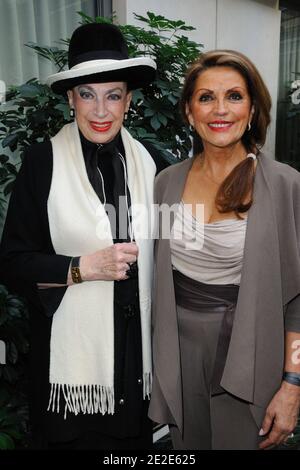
[125,261,138,279]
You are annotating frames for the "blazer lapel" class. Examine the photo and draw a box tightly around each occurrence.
[152,158,194,432]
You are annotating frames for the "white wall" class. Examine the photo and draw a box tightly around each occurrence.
[216,0,281,154]
[114,0,217,51]
[113,0,281,155]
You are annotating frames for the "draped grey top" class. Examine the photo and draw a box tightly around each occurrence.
[170,201,247,285]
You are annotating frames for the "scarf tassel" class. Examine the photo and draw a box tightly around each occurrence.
[143,372,152,400]
[47,383,115,419]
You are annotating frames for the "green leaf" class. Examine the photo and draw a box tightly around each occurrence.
[10,429,23,441]
[150,115,161,131]
[167,94,178,105]
[0,285,8,297]
[19,84,40,98]
[0,154,9,163]
[54,103,70,121]
[157,114,168,126]
[7,297,25,309]
[31,109,48,125]
[3,181,15,196]
[4,162,18,175]
[131,90,144,103]
[0,432,15,449]
[144,108,155,118]
[2,134,18,149]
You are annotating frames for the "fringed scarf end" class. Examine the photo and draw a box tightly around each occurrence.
[47,383,115,419]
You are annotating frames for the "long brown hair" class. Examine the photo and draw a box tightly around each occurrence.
[180,50,272,216]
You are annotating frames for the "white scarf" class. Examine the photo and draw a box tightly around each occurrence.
[47,122,156,417]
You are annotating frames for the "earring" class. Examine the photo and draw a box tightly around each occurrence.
[189,124,194,132]
[247,121,251,132]
[70,108,75,118]
[124,112,128,121]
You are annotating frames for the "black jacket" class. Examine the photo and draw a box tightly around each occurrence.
[0,136,168,447]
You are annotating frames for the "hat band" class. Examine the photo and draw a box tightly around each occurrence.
[70,50,127,68]
[70,58,125,71]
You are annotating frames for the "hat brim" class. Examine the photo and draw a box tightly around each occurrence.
[46,57,156,94]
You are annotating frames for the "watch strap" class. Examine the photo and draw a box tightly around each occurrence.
[71,256,82,284]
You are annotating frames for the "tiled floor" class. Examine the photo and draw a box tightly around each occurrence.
[153,425,172,449]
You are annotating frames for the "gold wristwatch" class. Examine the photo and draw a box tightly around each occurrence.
[71,256,82,283]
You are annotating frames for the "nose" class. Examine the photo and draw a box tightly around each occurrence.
[214,98,228,116]
[94,97,107,118]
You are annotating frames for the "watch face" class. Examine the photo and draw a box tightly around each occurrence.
[71,266,82,283]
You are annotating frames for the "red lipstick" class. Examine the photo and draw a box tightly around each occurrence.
[208,121,233,132]
[90,121,112,132]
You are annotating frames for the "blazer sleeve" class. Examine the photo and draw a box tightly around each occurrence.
[284,171,300,332]
[0,142,72,295]
[285,294,300,332]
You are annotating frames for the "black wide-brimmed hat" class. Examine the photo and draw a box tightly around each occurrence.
[46,23,156,94]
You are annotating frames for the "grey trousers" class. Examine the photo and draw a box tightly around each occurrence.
[170,305,263,450]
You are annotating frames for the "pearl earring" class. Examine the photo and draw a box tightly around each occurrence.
[70,108,75,118]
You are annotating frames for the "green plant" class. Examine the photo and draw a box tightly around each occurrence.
[0,81,70,207]
[27,11,203,160]
[0,285,29,449]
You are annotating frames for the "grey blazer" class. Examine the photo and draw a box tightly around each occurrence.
[149,152,300,433]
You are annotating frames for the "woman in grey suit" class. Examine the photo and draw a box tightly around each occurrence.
[149,50,300,450]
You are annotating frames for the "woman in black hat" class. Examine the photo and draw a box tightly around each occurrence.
[0,23,167,449]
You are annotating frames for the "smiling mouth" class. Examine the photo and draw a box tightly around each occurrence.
[208,122,233,132]
[90,121,112,132]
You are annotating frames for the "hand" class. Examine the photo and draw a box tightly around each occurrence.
[259,381,300,450]
[80,242,138,282]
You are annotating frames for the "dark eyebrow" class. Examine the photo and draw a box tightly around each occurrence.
[195,86,246,94]
[196,88,213,93]
[227,87,246,92]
